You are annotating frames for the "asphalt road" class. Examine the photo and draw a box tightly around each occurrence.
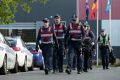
[0,67,120,80]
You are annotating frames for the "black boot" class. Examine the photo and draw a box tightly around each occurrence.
[106,67,109,69]
[103,66,106,70]
[77,71,81,74]
[90,67,92,70]
[65,69,71,74]
[59,68,63,73]
[45,69,48,75]
[53,70,56,74]
[83,69,88,72]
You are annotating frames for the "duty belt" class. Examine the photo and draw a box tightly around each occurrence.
[71,38,82,41]
[54,30,64,32]
[41,41,53,44]
[56,37,64,39]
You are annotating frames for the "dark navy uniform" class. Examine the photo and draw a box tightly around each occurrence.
[98,30,110,70]
[36,18,58,75]
[83,29,95,72]
[65,21,85,74]
[53,22,66,73]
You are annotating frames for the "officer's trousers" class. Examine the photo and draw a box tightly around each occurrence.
[72,54,77,69]
[72,54,83,70]
[53,40,64,71]
[41,44,53,70]
[53,47,58,71]
[67,41,82,72]
[88,50,93,69]
[83,50,90,71]
[100,46,109,69]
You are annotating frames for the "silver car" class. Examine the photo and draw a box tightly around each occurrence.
[5,36,33,72]
[0,33,18,75]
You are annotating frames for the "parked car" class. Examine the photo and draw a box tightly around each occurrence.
[0,33,18,75]
[25,42,44,70]
[5,36,33,72]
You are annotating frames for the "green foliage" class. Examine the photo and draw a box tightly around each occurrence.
[39,0,48,4]
[0,0,47,24]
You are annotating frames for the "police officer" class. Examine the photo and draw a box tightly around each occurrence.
[52,14,66,73]
[36,18,58,75]
[65,15,85,74]
[83,24,95,72]
[98,29,110,70]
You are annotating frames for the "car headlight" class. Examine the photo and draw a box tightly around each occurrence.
[0,46,4,51]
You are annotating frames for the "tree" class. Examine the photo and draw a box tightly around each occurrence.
[0,0,48,24]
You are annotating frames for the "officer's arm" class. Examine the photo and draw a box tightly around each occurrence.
[108,36,113,50]
[90,31,95,42]
[108,36,110,42]
[64,25,70,48]
[52,28,58,47]
[81,26,85,40]
[36,29,41,51]
[63,24,67,34]
[108,35,111,45]
[98,36,101,44]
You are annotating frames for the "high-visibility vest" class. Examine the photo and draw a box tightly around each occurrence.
[53,23,64,39]
[100,34,109,45]
[40,27,53,44]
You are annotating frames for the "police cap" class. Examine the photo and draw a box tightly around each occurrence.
[72,14,78,21]
[101,29,105,32]
[42,18,49,23]
[54,14,61,19]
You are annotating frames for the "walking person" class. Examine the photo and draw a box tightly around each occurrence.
[83,24,95,72]
[52,14,66,73]
[36,18,58,75]
[65,15,85,74]
[98,29,110,70]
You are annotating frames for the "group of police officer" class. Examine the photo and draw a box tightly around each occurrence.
[36,14,111,75]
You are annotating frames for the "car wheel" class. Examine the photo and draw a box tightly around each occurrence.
[21,57,28,72]
[10,57,18,73]
[0,56,7,75]
[28,62,34,71]
[39,64,44,70]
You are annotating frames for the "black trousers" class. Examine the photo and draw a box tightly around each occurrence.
[67,41,82,72]
[83,49,90,71]
[41,44,53,70]
[53,40,64,71]
[88,50,94,69]
[100,46,109,69]
[72,54,77,69]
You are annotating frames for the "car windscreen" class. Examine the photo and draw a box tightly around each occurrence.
[26,44,36,51]
[7,39,17,47]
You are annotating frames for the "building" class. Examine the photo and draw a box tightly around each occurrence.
[0,0,76,42]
